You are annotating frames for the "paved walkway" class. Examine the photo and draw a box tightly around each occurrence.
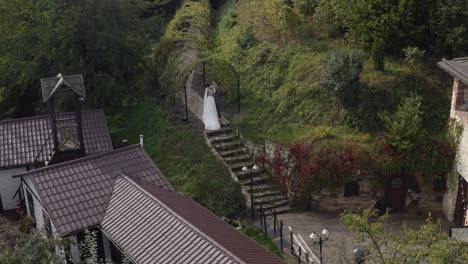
[274,210,451,264]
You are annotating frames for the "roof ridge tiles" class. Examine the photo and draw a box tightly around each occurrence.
[119,175,247,264]
[0,109,104,124]
[453,57,468,62]
[18,145,142,178]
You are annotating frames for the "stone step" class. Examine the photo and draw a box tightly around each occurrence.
[252,189,282,199]
[243,183,278,193]
[255,199,290,211]
[213,141,244,151]
[229,161,255,172]
[218,148,248,158]
[235,169,264,180]
[223,154,251,164]
[205,127,233,137]
[209,134,239,144]
[262,205,291,215]
[255,195,289,205]
[239,174,269,186]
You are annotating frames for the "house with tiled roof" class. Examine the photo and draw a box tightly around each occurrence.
[0,74,113,213]
[17,145,285,264]
[438,57,468,226]
[4,74,284,263]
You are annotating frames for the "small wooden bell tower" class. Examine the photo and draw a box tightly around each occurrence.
[40,74,86,164]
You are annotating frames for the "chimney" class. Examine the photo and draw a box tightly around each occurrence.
[139,135,144,147]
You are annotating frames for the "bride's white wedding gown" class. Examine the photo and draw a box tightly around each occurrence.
[202,88,221,130]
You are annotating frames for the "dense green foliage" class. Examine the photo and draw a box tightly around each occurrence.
[0,224,126,263]
[380,95,423,152]
[371,38,385,71]
[315,0,468,55]
[0,0,166,118]
[153,0,211,101]
[0,230,63,263]
[110,97,246,218]
[341,208,468,263]
[340,0,398,47]
[242,227,283,259]
[210,0,459,193]
[320,48,365,107]
[290,0,318,16]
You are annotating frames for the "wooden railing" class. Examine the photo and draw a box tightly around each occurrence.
[288,225,321,264]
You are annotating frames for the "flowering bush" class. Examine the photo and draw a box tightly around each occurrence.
[371,136,454,190]
[263,142,369,209]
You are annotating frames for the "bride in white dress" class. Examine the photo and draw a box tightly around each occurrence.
[202,86,221,130]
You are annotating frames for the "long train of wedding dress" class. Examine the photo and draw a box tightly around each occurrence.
[202,88,221,130]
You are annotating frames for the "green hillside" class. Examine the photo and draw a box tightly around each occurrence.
[203,0,467,196]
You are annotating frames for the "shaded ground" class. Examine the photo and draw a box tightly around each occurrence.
[276,210,451,264]
[0,213,19,250]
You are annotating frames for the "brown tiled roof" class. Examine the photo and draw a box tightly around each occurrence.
[0,110,113,168]
[101,175,285,264]
[22,145,174,234]
[41,74,86,102]
[438,57,468,84]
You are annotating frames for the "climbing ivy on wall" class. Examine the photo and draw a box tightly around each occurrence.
[153,0,212,101]
[447,118,464,190]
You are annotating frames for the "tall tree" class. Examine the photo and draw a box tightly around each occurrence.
[0,0,162,118]
[341,208,468,263]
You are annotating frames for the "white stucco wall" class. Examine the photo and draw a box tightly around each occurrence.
[0,167,26,211]
[445,79,468,221]
[450,79,468,182]
[456,126,468,182]
[22,175,47,230]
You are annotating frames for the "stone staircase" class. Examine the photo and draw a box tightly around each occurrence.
[205,126,291,215]
[183,63,290,215]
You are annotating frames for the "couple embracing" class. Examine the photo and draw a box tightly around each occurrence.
[202,80,222,130]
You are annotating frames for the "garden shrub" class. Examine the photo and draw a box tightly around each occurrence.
[18,217,34,234]
[314,0,346,37]
[320,48,365,107]
[402,46,425,66]
[379,94,423,152]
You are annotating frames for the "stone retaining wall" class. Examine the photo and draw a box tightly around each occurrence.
[244,137,445,213]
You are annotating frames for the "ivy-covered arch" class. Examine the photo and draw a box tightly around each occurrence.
[183,58,240,123]
[198,58,240,113]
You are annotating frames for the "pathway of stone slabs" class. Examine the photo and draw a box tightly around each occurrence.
[260,211,451,264]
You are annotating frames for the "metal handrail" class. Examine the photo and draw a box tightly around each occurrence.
[28,131,54,170]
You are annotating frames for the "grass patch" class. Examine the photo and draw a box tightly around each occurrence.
[243,226,283,258]
[109,97,246,219]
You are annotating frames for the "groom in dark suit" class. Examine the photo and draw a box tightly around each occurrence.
[211,80,222,118]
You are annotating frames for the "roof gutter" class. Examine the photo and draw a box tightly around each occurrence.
[437,58,468,84]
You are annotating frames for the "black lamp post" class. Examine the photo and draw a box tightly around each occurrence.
[243,166,254,219]
[319,236,323,263]
[318,227,331,263]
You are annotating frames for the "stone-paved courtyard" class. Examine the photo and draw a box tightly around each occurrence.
[274,210,451,264]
